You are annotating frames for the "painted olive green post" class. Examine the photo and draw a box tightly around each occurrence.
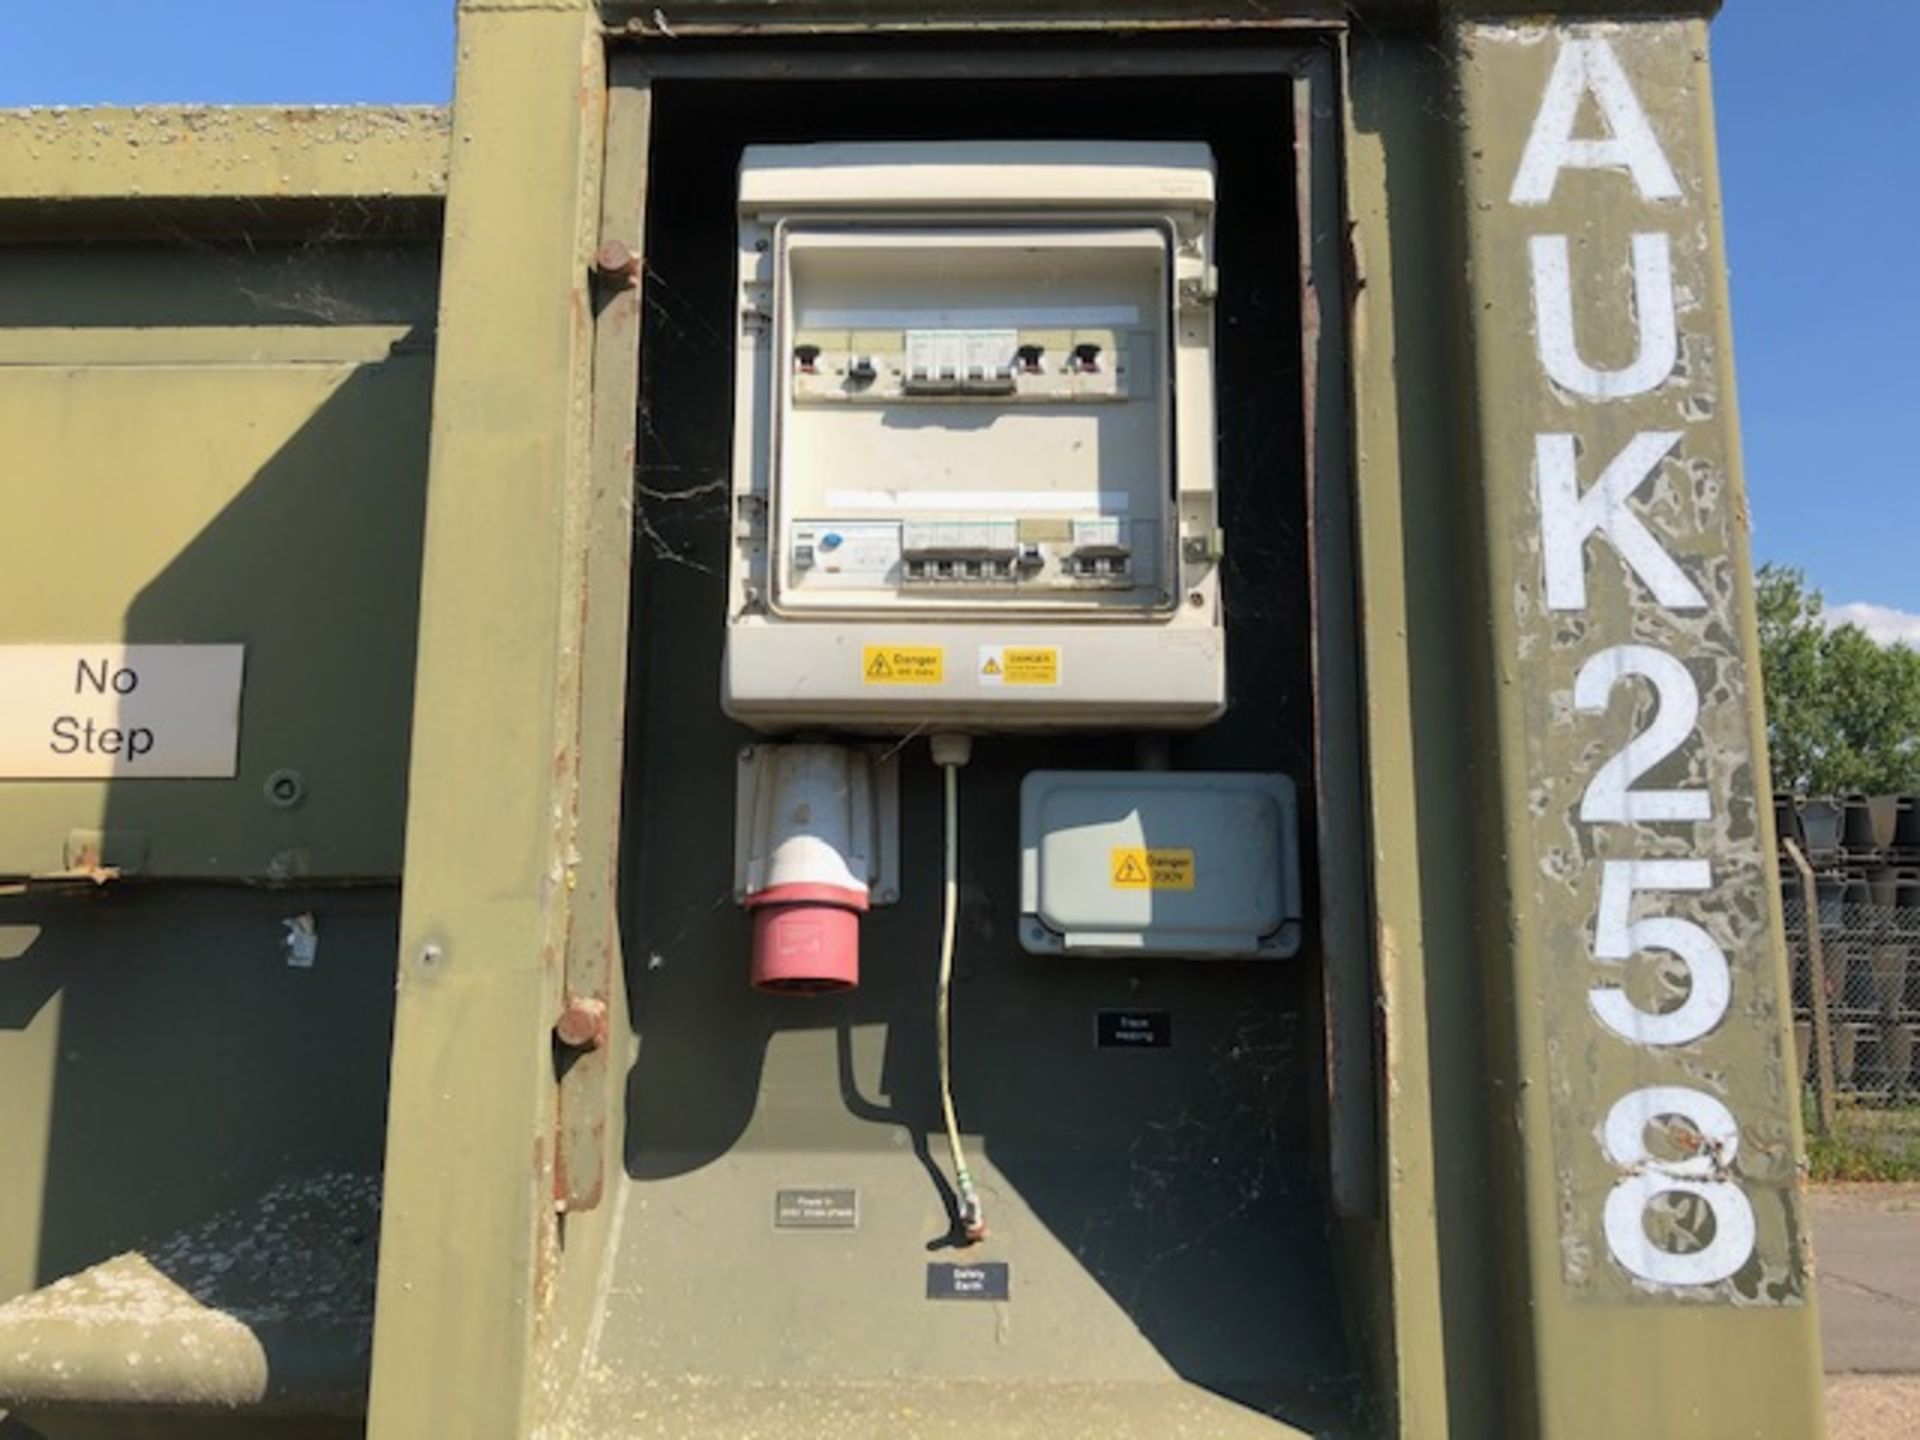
[1442,11,1824,1438]
[366,3,608,1437]
[1342,31,1478,1440]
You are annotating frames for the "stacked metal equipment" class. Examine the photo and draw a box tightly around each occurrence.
[1778,794,1920,1096]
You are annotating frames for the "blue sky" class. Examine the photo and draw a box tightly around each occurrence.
[1713,3,1920,644]
[0,2,454,110]
[2,3,1912,638]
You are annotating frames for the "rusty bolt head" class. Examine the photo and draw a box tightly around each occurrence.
[555,996,610,1051]
[594,240,641,287]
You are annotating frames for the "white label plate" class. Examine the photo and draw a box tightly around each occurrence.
[789,520,900,589]
[0,645,245,779]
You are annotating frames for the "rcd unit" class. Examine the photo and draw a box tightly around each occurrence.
[723,141,1224,730]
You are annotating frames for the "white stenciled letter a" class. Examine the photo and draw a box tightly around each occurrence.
[1511,38,1681,205]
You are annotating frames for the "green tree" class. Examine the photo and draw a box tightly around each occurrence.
[1754,563,1920,795]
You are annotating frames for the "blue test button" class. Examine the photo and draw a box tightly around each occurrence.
[820,532,844,551]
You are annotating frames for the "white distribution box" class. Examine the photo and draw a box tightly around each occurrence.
[722,141,1225,732]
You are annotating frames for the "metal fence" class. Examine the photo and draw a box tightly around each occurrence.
[1782,896,1920,1098]
[1777,796,1920,1161]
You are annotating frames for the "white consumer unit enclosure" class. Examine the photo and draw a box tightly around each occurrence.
[723,141,1224,731]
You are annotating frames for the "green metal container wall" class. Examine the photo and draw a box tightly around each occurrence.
[0,5,1823,1439]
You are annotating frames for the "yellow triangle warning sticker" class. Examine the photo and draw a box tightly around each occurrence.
[1110,846,1196,891]
[981,656,1002,676]
[861,645,942,684]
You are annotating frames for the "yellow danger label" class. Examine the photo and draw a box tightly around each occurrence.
[1110,847,1196,891]
[1002,647,1058,685]
[862,645,944,685]
[977,645,1059,687]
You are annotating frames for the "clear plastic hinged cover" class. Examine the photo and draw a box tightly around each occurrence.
[725,141,1224,732]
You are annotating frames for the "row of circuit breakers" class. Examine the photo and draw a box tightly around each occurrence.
[719,142,1302,972]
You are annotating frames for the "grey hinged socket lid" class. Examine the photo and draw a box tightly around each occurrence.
[1019,770,1302,958]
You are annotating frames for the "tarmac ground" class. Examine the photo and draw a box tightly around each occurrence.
[1816,1185,1920,1438]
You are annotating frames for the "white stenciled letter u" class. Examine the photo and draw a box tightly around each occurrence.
[1531,233,1677,400]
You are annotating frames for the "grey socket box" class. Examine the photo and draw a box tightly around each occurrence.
[1019,771,1302,958]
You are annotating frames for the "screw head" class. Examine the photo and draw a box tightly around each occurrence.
[264,768,307,810]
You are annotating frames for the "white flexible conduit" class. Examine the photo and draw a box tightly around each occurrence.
[931,733,985,1243]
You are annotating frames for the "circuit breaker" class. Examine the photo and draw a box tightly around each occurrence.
[723,141,1224,731]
